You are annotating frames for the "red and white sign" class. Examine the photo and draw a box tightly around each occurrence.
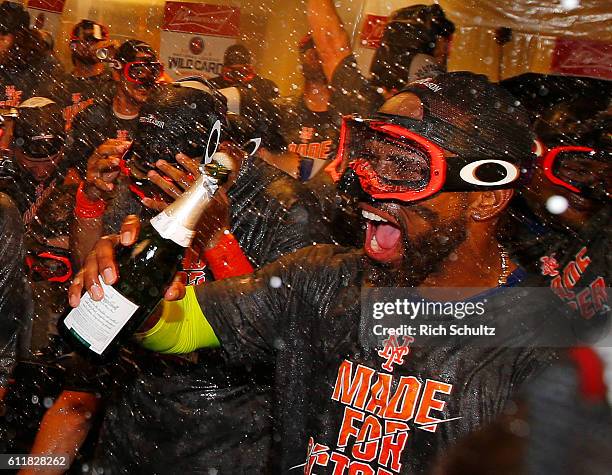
[27,0,66,38]
[160,2,240,80]
[359,14,387,50]
[27,0,64,13]
[551,38,612,81]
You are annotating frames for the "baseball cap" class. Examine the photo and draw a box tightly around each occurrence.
[115,39,157,64]
[14,97,65,160]
[129,82,228,171]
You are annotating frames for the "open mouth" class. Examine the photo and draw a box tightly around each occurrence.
[360,203,404,264]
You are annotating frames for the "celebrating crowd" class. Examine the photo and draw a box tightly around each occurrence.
[0,1,610,474]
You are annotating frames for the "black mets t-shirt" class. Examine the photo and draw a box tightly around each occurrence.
[196,245,566,474]
[269,95,340,180]
[59,71,116,130]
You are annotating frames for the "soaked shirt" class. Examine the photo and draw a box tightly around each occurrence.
[59,71,115,130]
[88,156,333,473]
[0,55,64,103]
[269,95,340,180]
[68,100,139,174]
[505,202,611,345]
[196,245,564,474]
[0,193,30,388]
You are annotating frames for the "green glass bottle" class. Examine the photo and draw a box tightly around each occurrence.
[58,163,229,362]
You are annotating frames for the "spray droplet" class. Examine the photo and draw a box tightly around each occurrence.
[546,195,569,214]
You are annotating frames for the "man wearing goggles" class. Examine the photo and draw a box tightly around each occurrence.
[209,44,279,102]
[66,40,163,202]
[62,20,115,130]
[110,39,163,106]
[73,72,568,474]
[0,98,82,459]
[504,96,611,324]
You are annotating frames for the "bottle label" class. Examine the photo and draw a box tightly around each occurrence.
[63,280,139,355]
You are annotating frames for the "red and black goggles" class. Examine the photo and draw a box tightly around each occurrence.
[123,61,164,85]
[25,247,73,283]
[334,115,523,203]
[534,139,610,196]
[221,64,256,84]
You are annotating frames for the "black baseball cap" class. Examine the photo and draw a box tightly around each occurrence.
[129,82,228,170]
[380,72,534,161]
[14,98,66,160]
[115,39,157,64]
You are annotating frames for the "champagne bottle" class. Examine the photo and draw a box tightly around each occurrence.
[58,163,229,362]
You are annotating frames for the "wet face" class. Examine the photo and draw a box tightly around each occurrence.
[358,92,495,284]
[15,148,63,182]
[0,33,15,63]
[523,158,610,233]
[71,28,100,65]
[117,52,159,106]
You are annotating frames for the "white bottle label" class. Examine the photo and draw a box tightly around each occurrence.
[63,279,139,355]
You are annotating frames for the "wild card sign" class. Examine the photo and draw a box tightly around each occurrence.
[160,1,240,80]
[27,0,66,39]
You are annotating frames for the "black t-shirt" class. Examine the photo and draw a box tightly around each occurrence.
[505,201,611,338]
[269,95,340,180]
[91,349,273,475]
[68,100,139,174]
[196,245,564,474]
[0,193,31,388]
[59,71,116,130]
[0,54,65,104]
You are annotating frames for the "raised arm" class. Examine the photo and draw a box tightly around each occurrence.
[306,0,352,81]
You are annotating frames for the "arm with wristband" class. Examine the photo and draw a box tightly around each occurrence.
[71,180,106,267]
[70,139,130,266]
[136,244,353,366]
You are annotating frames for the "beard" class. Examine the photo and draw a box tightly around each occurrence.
[365,214,468,287]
